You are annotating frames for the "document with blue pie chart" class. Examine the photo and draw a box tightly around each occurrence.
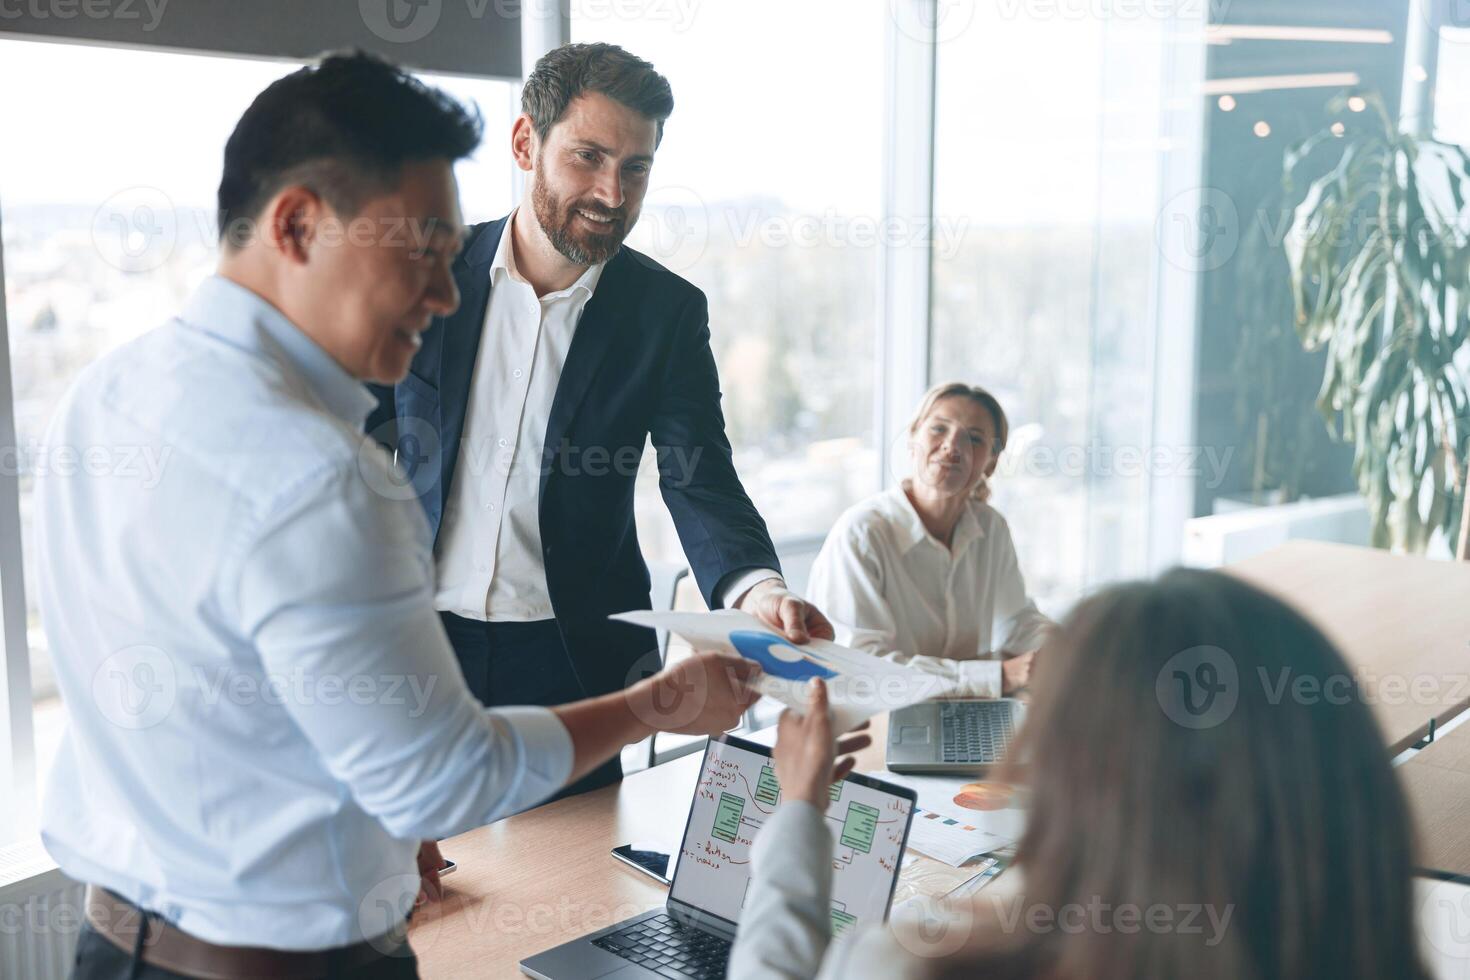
[611,609,962,729]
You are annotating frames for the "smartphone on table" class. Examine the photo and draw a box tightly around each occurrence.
[611,843,672,885]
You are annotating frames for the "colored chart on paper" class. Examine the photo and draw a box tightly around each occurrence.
[830,907,858,936]
[952,782,1016,812]
[728,630,838,682]
[613,610,970,731]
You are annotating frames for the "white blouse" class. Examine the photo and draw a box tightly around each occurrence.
[806,484,1053,698]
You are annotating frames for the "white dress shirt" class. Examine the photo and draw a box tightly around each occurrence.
[806,483,1053,698]
[434,210,778,621]
[35,276,573,951]
[434,210,605,620]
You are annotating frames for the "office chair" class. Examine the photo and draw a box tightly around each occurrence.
[643,561,696,769]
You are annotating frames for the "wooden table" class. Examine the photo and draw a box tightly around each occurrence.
[1400,720,1470,879]
[410,542,1470,973]
[410,713,976,977]
[1227,541,1470,754]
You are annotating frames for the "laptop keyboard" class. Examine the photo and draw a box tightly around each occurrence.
[592,912,731,979]
[940,701,1015,763]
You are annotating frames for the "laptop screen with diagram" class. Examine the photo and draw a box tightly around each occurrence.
[669,736,914,939]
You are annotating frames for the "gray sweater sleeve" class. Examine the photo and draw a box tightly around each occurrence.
[727,801,953,980]
[727,801,834,979]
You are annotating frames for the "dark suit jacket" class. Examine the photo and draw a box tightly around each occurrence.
[367,215,781,699]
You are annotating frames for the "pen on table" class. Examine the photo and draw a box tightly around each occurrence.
[943,854,1010,900]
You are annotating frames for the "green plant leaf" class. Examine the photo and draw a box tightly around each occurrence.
[1284,91,1470,551]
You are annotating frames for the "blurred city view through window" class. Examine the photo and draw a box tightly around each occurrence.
[930,8,1169,606]
[0,41,516,734]
[575,1,885,572]
[583,0,1182,610]
[6,1,1282,756]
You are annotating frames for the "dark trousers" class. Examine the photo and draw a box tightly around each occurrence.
[70,924,419,980]
[439,613,622,795]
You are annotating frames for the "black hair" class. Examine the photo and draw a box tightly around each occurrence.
[217,49,482,248]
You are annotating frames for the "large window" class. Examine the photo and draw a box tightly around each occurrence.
[1435,27,1470,145]
[929,7,1168,610]
[572,0,885,565]
[0,39,515,796]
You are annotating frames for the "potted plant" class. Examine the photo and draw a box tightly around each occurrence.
[1229,210,1336,512]
[1282,91,1470,553]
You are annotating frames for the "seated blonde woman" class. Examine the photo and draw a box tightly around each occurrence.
[807,382,1053,697]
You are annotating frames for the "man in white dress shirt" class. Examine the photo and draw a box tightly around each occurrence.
[367,43,834,794]
[36,52,759,980]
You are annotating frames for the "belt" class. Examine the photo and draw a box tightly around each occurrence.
[83,885,410,979]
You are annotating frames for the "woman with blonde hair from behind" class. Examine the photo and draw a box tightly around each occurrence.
[807,381,1052,697]
[728,568,1432,980]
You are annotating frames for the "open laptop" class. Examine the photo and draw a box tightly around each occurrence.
[886,698,1026,774]
[521,733,917,980]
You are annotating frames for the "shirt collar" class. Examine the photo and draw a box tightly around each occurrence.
[180,275,379,431]
[888,480,987,554]
[491,207,606,300]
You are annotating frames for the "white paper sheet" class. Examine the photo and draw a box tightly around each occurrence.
[904,808,1012,866]
[612,609,961,731]
[873,770,1027,866]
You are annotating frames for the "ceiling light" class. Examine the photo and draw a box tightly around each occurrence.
[1206,26,1393,44]
[1202,73,1361,96]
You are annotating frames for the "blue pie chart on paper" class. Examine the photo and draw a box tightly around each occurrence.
[728,630,838,682]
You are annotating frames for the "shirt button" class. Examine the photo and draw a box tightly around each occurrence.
[513,369,524,379]
[477,562,489,572]
[498,438,509,448]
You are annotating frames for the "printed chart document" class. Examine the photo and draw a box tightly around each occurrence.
[871,770,1027,867]
[612,609,961,730]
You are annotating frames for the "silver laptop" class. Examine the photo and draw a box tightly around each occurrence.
[886,698,1026,774]
[521,733,917,980]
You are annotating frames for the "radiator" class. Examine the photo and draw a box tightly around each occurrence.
[0,839,82,980]
[1182,493,1370,568]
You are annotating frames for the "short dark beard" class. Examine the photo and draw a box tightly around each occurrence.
[531,168,629,267]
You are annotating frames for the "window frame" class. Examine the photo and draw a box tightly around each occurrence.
[0,8,552,846]
[877,0,940,487]
[0,197,38,844]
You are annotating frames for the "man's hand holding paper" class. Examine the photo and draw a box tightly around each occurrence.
[613,609,963,731]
